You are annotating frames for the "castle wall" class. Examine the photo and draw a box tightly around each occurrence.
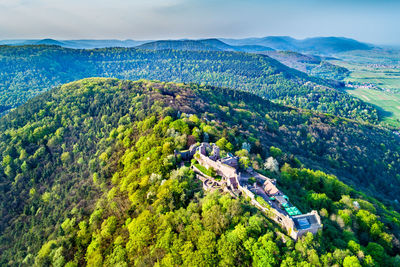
[218,163,237,178]
[240,186,255,200]
[198,153,237,178]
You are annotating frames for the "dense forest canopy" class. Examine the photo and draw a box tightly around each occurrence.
[0,45,379,123]
[0,78,399,266]
[135,39,274,53]
[263,51,351,81]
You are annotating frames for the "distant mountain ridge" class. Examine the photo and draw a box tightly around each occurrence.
[221,36,374,55]
[0,36,373,54]
[34,39,67,46]
[136,39,224,51]
[0,39,147,49]
[0,38,275,52]
[136,38,274,52]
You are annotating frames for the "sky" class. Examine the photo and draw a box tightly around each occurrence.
[0,0,399,45]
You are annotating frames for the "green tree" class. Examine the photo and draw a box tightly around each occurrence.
[343,256,361,267]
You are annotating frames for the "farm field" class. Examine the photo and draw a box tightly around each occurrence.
[330,60,400,92]
[329,49,400,127]
[346,87,400,127]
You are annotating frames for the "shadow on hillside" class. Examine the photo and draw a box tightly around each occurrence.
[372,103,394,119]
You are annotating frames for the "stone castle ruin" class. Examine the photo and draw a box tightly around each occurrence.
[175,142,323,240]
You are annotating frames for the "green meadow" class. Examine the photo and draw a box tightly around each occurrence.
[330,49,400,127]
[346,87,400,127]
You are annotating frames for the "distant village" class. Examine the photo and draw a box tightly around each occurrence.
[365,63,400,69]
[345,81,382,91]
[175,142,323,240]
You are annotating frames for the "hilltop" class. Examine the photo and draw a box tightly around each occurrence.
[137,39,274,53]
[0,78,399,265]
[136,39,228,51]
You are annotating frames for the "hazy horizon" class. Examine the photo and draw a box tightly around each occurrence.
[0,0,399,45]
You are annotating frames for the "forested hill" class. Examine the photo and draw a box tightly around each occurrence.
[136,40,225,51]
[263,51,351,81]
[136,39,274,52]
[0,45,379,123]
[0,39,146,49]
[0,78,399,266]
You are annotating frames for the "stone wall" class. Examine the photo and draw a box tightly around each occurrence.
[249,196,299,239]
[295,225,320,239]
[240,185,255,200]
[198,153,237,178]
